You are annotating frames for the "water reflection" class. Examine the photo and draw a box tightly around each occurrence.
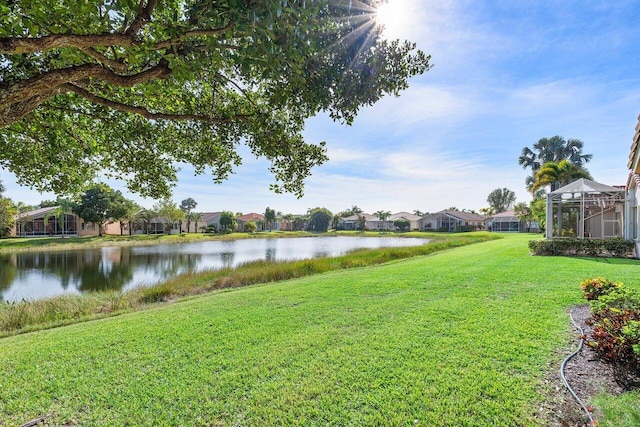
[0,253,16,294]
[1,236,429,302]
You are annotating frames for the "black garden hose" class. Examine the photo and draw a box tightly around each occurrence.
[559,311,595,425]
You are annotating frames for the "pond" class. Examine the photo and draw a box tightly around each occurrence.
[0,236,430,302]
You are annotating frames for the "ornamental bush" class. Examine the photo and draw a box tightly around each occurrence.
[529,238,634,258]
[580,277,622,301]
[583,278,640,388]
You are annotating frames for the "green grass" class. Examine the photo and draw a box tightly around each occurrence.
[1,234,638,425]
[0,232,496,336]
[593,390,640,426]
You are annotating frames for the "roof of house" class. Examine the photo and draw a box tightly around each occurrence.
[16,205,61,219]
[486,210,520,222]
[436,210,485,221]
[627,113,640,170]
[237,213,265,222]
[341,213,374,221]
[201,212,222,223]
[389,212,422,221]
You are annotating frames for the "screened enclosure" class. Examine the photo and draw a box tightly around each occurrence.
[545,179,625,239]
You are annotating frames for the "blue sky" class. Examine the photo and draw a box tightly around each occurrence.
[2,0,640,215]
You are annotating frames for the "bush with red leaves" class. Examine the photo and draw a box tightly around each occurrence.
[583,278,640,388]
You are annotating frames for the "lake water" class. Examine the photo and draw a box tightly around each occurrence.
[0,236,430,302]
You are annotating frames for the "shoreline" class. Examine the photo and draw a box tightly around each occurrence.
[0,230,449,253]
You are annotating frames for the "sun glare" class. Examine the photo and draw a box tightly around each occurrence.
[375,0,409,38]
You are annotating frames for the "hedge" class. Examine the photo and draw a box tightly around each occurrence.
[528,237,635,258]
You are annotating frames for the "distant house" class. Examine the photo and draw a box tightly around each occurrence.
[279,215,307,231]
[389,212,422,231]
[12,206,103,237]
[420,210,485,231]
[237,213,266,232]
[201,212,222,232]
[485,210,539,233]
[338,214,364,230]
[338,213,394,231]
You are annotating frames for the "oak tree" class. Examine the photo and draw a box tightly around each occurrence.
[306,207,332,231]
[0,0,430,198]
[73,183,129,235]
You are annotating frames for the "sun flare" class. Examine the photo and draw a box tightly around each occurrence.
[375,0,410,38]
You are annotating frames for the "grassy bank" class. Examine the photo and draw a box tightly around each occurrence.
[0,230,311,252]
[2,234,640,425]
[0,233,497,336]
[0,230,444,252]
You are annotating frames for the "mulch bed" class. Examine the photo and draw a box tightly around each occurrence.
[543,304,625,426]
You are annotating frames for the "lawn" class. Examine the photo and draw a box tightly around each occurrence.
[1,234,639,425]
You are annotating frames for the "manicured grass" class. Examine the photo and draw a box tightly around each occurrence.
[0,233,495,336]
[1,234,639,425]
[593,390,640,426]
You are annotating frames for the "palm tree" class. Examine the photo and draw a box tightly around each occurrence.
[529,160,592,194]
[190,212,203,233]
[138,208,157,234]
[373,210,391,230]
[519,136,592,189]
[264,207,276,231]
[180,198,197,232]
[119,201,142,235]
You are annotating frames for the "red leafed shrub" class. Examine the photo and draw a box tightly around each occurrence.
[587,309,640,387]
[580,277,622,301]
[583,278,640,388]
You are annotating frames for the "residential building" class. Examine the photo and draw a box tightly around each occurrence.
[338,213,394,231]
[420,210,485,231]
[389,212,422,231]
[485,210,539,233]
[11,206,106,237]
[625,114,640,253]
[237,213,266,232]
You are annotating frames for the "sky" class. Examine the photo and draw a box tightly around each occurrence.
[2,0,640,215]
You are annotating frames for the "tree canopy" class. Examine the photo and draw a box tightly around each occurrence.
[486,188,516,214]
[0,0,430,198]
[264,206,276,230]
[154,198,185,231]
[518,136,592,191]
[73,183,130,235]
[529,160,592,194]
[0,198,16,238]
[219,211,236,231]
[306,207,332,232]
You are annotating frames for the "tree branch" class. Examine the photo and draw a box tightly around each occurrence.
[153,23,234,49]
[4,62,170,102]
[81,48,129,72]
[216,73,257,109]
[63,83,254,123]
[0,24,234,55]
[1,63,171,125]
[125,0,157,37]
[0,90,60,126]
[0,33,140,54]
